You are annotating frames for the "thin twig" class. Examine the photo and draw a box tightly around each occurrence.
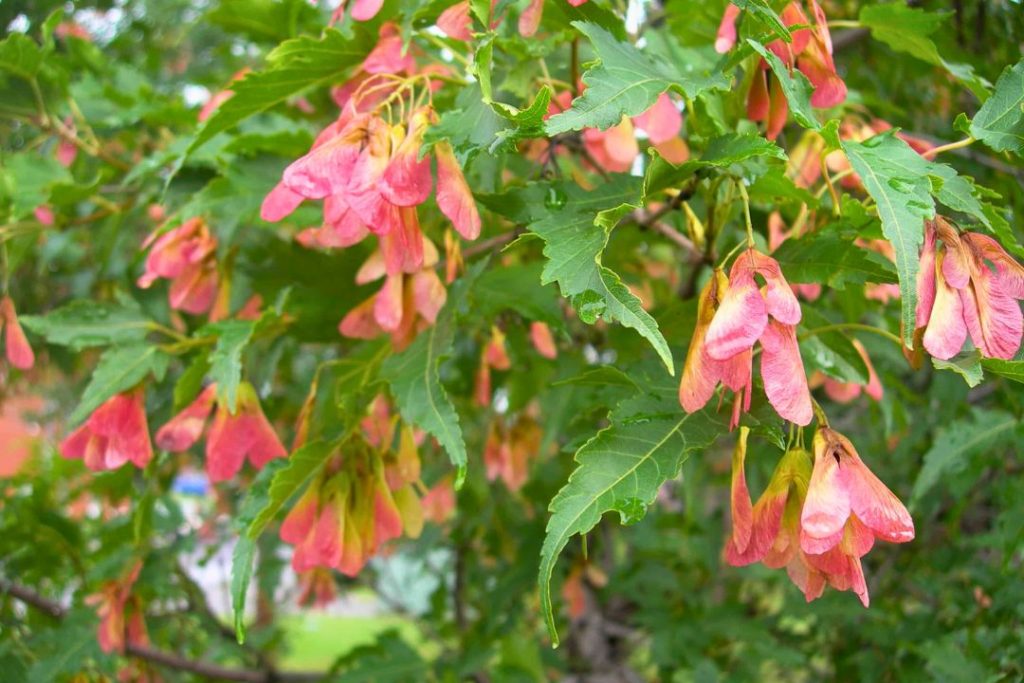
[1,579,324,683]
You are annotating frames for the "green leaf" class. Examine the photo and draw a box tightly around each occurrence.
[71,345,170,425]
[246,441,332,539]
[0,33,44,80]
[912,409,1018,504]
[473,262,564,328]
[771,231,897,289]
[731,0,791,44]
[980,358,1024,384]
[186,27,372,156]
[644,133,784,198]
[204,319,256,413]
[425,83,507,158]
[382,272,475,483]
[748,39,818,130]
[539,384,723,644]
[231,458,288,642]
[229,537,256,644]
[859,3,988,98]
[173,352,211,411]
[842,133,936,346]
[2,153,72,220]
[546,22,728,135]
[799,308,870,385]
[20,298,152,350]
[932,350,984,387]
[326,630,427,681]
[969,59,1024,154]
[526,178,674,373]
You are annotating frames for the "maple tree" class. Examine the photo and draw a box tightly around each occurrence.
[1,0,1023,680]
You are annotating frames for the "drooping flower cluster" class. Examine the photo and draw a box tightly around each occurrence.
[86,560,149,654]
[137,216,220,315]
[484,414,542,491]
[679,249,812,427]
[280,398,424,576]
[156,382,287,482]
[1,295,34,370]
[338,238,447,350]
[261,72,481,273]
[915,218,1024,360]
[716,0,846,139]
[725,426,913,606]
[61,388,153,471]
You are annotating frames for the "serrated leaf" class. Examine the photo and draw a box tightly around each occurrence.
[526,178,674,373]
[841,134,936,346]
[473,262,564,328]
[230,537,256,644]
[732,0,792,44]
[424,83,506,159]
[71,345,169,425]
[981,358,1024,384]
[771,231,897,289]
[2,153,72,220]
[546,22,728,135]
[912,409,1017,504]
[382,272,474,482]
[186,27,372,156]
[327,630,427,681]
[748,39,818,130]
[932,350,984,387]
[0,33,44,80]
[644,133,784,198]
[246,441,332,539]
[859,3,988,98]
[539,396,722,644]
[204,319,256,413]
[20,299,151,350]
[969,59,1024,154]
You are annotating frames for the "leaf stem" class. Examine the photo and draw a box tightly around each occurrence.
[736,181,755,247]
[811,398,829,427]
[799,322,902,346]
[420,32,471,68]
[921,136,975,158]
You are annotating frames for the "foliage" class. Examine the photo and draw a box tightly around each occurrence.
[1,0,1023,681]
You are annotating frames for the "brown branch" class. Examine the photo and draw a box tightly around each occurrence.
[1,579,324,683]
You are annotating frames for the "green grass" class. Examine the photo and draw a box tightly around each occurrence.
[277,610,425,671]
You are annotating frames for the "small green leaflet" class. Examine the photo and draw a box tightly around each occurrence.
[527,178,674,374]
[539,392,723,645]
[747,39,818,131]
[546,22,728,135]
[382,270,477,485]
[246,441,333,538]
[70,344,170,425]
[20,298,152,350]
[186,26,372,157]
[841,134,935,347]
[2,153,71,220]
[969,59,1024,154]
[911,409,1018,505]
[204,319,257,413]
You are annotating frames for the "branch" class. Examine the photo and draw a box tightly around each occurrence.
[1,579,324,683]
